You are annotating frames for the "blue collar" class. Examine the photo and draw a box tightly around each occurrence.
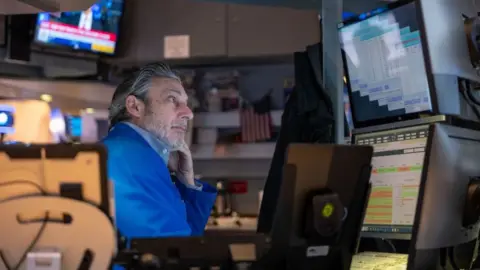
[122,122,171,164]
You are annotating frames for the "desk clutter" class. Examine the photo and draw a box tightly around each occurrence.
[206,179,260,231]
[206,216,258,231]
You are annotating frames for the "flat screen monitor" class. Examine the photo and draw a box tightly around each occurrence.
[354,124,429,239]
[338,0,433,128]
[0,104,15,134]
[66,115,82,138]
[34,0,124,55]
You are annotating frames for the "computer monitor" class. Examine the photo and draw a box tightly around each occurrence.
[0,144,115,269]
[268,144,373,270]
[0,144,110,214]
[354,124,429,240]
[409,122,480,269]
[0,104,15,135]
[338,0,433,128]
[65,115,83,139]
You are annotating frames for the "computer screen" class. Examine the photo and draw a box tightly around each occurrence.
[0,104,15,134]
[338,1,432,127]
[355,125,428,235]
[34,0,124,55]
[66,115,82,138]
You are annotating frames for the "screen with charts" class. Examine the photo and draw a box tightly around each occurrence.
[338,2,432,125]
[355,125,428,234]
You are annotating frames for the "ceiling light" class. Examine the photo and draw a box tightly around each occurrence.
[40,94,52,103]
[85,108,95,114]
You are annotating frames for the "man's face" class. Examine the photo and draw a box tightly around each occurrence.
[140,78,193,149]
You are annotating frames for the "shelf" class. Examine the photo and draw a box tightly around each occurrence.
[193,110,283,128]
[191,143,275,160]
[205,217,257,231]
[194,159,271,179]
[191,143,275,178]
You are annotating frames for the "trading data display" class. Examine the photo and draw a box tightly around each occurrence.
[355,125,428,234]
[339,2,432,124]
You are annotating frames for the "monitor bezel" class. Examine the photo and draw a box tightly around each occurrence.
[338,0,439,129]
[33,0,126,57]
[352,121,432,240]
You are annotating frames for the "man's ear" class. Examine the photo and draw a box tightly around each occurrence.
[125,95,145,118]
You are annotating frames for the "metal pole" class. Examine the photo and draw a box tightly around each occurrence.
[321,0,344,144]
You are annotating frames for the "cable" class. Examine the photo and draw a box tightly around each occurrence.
[0,181,48,269]
[0,211,49,270]
[384,238,397,253]
[460,79,480,120]
[466,82,480,107]
[373,237,397,253]
[447,247,462,270]
[0,180,46,197]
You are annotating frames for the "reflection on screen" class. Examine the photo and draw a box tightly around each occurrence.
[355,125,428,234]
[344,85,354,134]
[34,0,124,55]
[339,2,432,123]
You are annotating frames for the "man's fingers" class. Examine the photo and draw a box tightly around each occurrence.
[176,141,191,158]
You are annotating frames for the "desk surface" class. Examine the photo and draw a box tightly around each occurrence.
[351,252,408,270]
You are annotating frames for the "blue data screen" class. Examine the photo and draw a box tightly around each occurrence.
[339,2,432,123]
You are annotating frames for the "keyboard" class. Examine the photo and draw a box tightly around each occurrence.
[351,252,408,270]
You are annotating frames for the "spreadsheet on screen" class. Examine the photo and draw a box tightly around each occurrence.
[355,125,428,234]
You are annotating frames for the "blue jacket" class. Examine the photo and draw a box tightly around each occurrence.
[103,123,217,238]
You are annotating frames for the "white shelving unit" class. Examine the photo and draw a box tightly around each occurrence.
[191,110,282,178]
[193,158,272,178]
[193,110,283,128]
[192,143,276,178]
[191,143,275,160]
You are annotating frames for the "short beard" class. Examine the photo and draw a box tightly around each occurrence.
[141,105,183,150]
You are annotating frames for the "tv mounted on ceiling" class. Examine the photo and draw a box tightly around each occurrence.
[34,0,125,56]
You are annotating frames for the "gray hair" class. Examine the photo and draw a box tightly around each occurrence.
[108,62,180,127]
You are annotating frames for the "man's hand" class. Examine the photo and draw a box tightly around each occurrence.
[168,141,195,186]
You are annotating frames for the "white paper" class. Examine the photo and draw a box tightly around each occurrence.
[164,35,190,59]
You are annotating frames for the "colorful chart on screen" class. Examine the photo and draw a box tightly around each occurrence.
[355,125,428,234]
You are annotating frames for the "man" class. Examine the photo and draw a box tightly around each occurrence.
[103,63,217,238]
[78,7,93,31]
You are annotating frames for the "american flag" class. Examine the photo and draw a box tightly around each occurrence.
[240,107,272,143]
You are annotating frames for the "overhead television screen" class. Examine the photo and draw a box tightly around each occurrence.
[34,0,124,55]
